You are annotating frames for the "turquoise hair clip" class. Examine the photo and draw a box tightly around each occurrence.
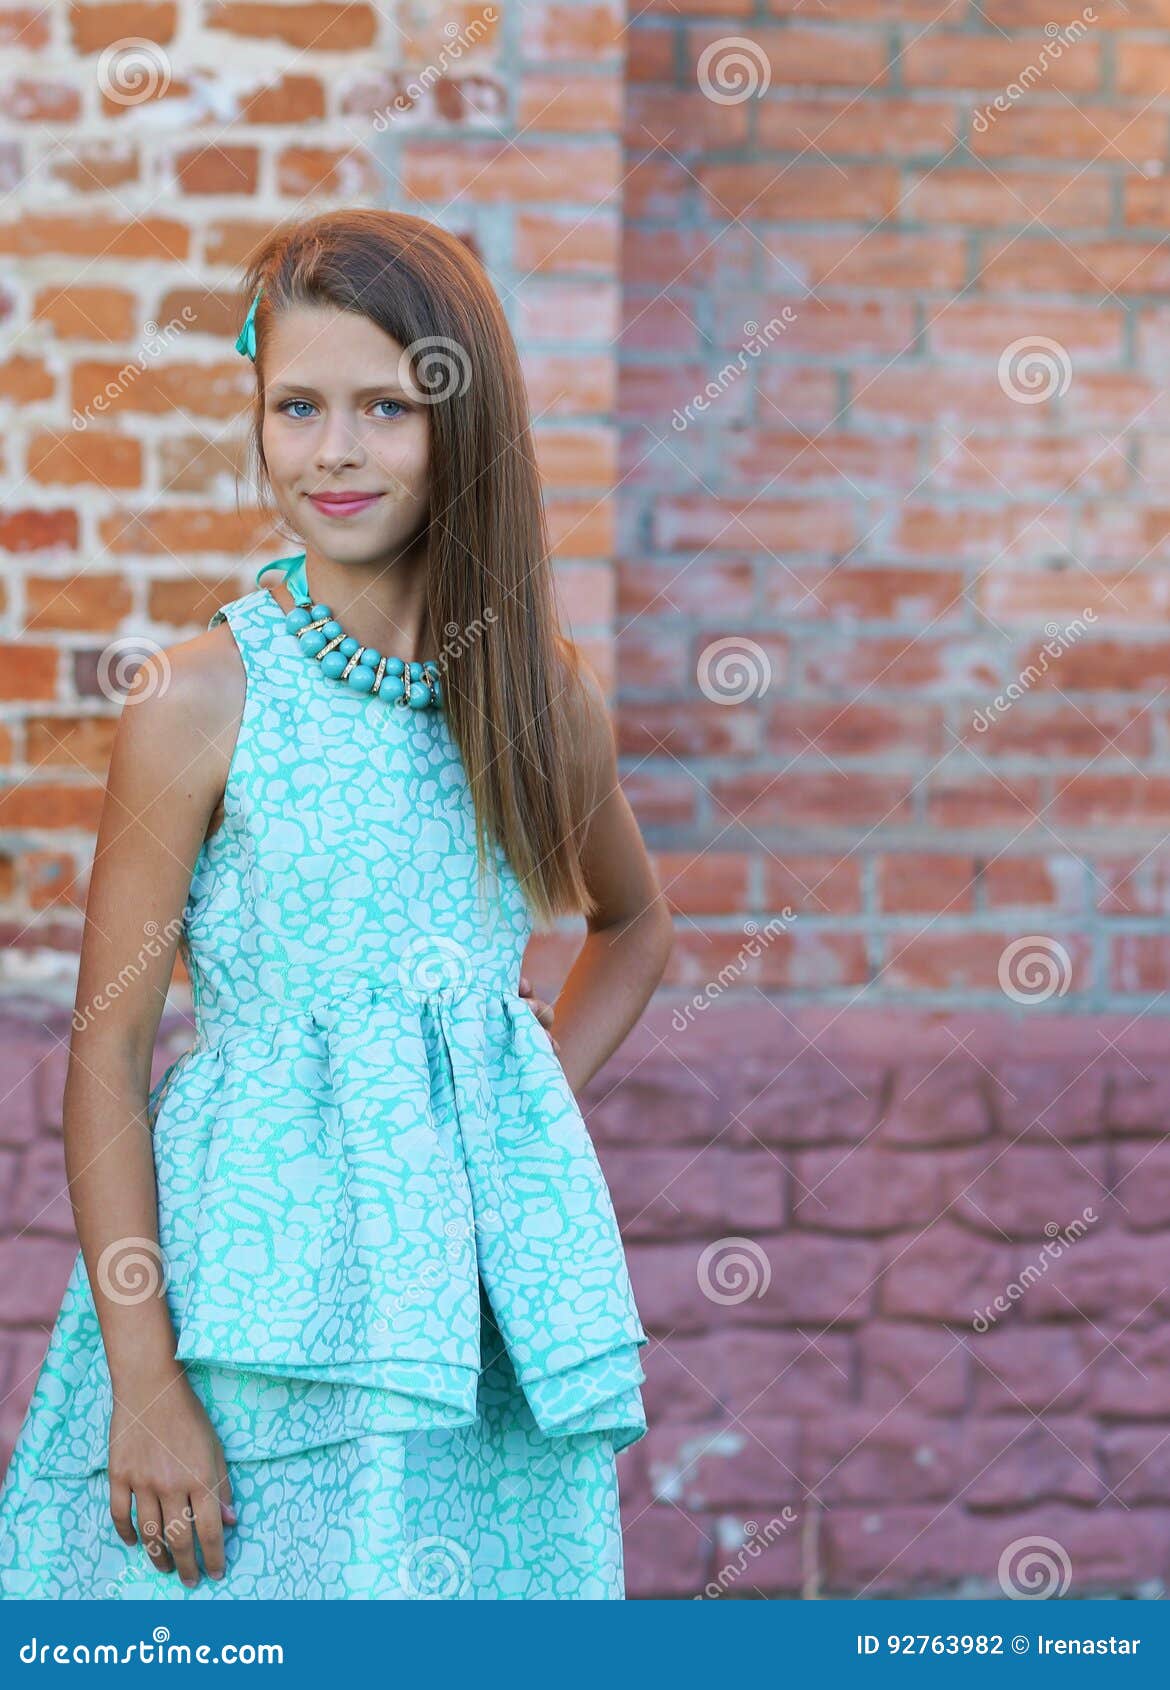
[235,285,263,360]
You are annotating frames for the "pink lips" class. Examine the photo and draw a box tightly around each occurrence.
[307,493,382,518]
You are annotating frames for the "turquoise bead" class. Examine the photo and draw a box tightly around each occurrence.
[385,656,405,676]
[360,648,381,667]
[301,630,328,657]
[320,650,348,680]
[346,665,375,693]
[408,661,423,680]
[339,636,359,657]
[286,607,313,634]
[310,602,332,620]
[322,619,343,641]
[408,685,430,709]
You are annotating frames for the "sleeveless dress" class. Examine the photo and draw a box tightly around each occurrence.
[0,564,650,1600]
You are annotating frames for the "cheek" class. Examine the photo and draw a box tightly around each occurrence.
[371,421,429,497]
[261,418,306,479]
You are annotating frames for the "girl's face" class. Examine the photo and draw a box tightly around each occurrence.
[260,302,431,568]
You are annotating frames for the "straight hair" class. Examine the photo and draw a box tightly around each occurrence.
[236,209,600,929]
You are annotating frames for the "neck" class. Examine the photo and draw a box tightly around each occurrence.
[294,539,433,660]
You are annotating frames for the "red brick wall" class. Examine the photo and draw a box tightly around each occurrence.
[3,0,1170,1600]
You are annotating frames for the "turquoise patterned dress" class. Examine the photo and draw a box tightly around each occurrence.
[0,558,649,1600]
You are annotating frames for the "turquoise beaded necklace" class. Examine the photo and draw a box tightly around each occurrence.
[255,553,443,710]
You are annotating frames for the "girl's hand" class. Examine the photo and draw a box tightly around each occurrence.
[107,1363,237,1589]
[518,974,560,1053]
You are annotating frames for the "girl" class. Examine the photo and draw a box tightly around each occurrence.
[0,209,673,1600]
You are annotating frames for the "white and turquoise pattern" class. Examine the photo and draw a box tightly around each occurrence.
[0,576,649,1599]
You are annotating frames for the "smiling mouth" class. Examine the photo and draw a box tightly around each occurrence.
[306,491,384,515]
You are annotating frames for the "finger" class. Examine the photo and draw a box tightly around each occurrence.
[163,1491,199,1587]
[136,1492,174,1575]
[192,1485,226,1582]
[214,1448,237,1528]
[109,1476,137,1546]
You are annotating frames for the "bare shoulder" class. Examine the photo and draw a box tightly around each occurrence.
[110,620,245,816]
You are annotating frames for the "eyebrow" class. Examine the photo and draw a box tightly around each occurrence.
[267,382,409,400]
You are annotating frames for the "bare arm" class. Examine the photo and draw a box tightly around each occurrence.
[64,624,242,1585]
[542,661,674,1095]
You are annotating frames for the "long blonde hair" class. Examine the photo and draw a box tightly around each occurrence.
[237,208,600,928]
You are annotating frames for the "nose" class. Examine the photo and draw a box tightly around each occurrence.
[314,411,367,473]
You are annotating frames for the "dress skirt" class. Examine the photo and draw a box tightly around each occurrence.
[0,1280,626,1601]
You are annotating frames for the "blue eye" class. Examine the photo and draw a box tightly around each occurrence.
[279,399,316,419]
[372,399,405,419]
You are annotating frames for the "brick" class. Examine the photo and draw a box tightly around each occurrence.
[70,360,252,421]
[804,1410,963,1504]
[608,1147,784,1239]
[967,1419,1102,1514]
[953,1145,1106,1241]
[0,1236,77,1320]
[240,73,326,123]
[68,2,177,52]
[646,1418,801,1509]
[728,1043,887,1147]
[275,146,381,198]
[403,141,621,206]
[9,1136,75,1234]
[877,854,976,914]
[988,1059,1108,1143]
[98,507,271,555]
[174,144,259,195]
[0,215,189,260]
[25,573,133,631]
[793,1146,974,1235]
[971,1325,1090,1414]
[626,1235,879,1330]
[207,1,376,49]
[26,430,142,489]
[0,783,104,828]
[858,1323,967,1414]
[32,285,137,341]
[0,355,53,403]
[0,495,64,550]
[761,855,862,917]
[879,1220,1015,1321]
